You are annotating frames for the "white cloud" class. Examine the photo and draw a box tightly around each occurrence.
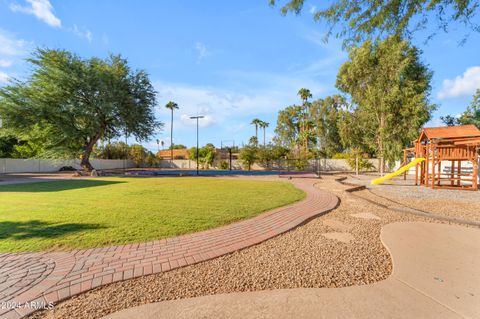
[0,29,29,56]
[10,0,61,27]
[0,30,31,83]
[69,24,93,43]
[195,42,211,62]
[0,71,9,84]
[438,66,480,99]
[302,29,328,47]
[180,114,217,128]
[309,5,317,14]
[0,59,13,68]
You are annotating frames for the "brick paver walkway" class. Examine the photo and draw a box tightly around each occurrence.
[0,179,338,319]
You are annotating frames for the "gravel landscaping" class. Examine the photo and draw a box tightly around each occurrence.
[29,175,464,319]
[346,175,480,222]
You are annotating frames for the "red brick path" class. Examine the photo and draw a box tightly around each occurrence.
[0,179,338,318]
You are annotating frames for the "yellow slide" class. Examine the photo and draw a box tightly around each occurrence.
[371,158,425,185]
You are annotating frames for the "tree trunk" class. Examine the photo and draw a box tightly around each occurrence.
[304,113,308,154]
[170,109,174,163]
[378,112,386,176]
[81,135,100,172]
[263,128,266,147]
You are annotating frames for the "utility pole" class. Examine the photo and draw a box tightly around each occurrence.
[190,116,204,176]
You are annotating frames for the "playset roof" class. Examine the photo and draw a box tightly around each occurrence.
[419,125,480,141]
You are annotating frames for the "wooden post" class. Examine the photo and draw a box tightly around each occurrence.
[437,159,441,186]
[415,160,419,186]
[425,144,430,187]
[420,150,425,185]
[431,143,437,189]
[451,160,455,187]
[432,157,436,189]
[474,156,479,191]
[457,160,461,187]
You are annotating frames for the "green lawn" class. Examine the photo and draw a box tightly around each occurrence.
[0,177,305,252]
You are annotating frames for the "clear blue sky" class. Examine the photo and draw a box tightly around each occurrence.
[1,0,479,151]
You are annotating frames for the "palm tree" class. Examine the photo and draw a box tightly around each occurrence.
[297,88,312,153]
[251,118,262,145]
[259,121,269,147]
[165,101,179,162]
[297,88,312,104]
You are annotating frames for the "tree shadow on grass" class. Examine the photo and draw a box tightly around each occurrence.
[0,179,126,193]
[0,220,105,240]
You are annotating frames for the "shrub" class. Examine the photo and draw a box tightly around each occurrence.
[345,150,374,172]
[145,153,159,167]
[294,159,309,171]
[257,148,272,168]
[239,146,257,170]
[188,144,215,169]
[332,152,348,159]
[218,160,229,170]
[129,144,147,167]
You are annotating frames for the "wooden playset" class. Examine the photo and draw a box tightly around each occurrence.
[402,125,480,191]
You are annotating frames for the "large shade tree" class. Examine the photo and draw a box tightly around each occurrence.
[0,48,161,171]
[336,36,436,173]
[270,0,480,46]
[310,95,346,157]
[274,104,303,149]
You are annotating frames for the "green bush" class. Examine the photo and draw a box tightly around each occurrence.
[239,145,257,170]
[294,159,309,171]
[332,152,348,159]
[145,153,159,167]
[218,160,229,170]
[189,144,215,169]
[129,144,147,167]
[344,150,374,172]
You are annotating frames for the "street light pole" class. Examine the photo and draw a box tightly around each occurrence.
[190,116,204,176]
[221,139,235,171]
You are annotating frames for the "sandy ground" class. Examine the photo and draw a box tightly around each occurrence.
[27,174,470,319]
[346,175,480,222]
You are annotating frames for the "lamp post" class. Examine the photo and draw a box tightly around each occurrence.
[190,115,204,176]
[123,127,128,174]
[221,140,235,170]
